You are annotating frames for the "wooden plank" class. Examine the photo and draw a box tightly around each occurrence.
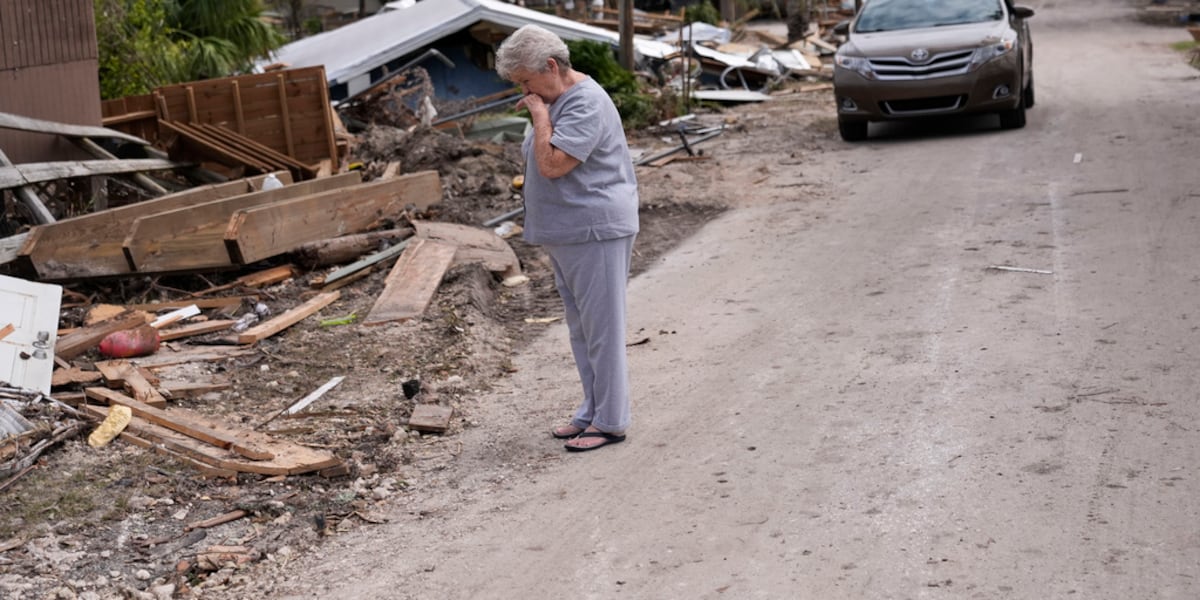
[0,110,149,145]
[0,323,13,341]
[225,170,441,264]
[188,264,297,297]
[123,171,362,273]
[408,404,453,433]
[50,366,103,387]
[75,137,168,196]
[82,405,238,478]
[363,239,457,326]
[128,297,248,311]
[195,123,316,179]
[237,291,340,344]
[83,403,341,476]
[94,360,167,408]
[21,172,289,280]
[0,159,179,190]
[119,345,255,369]
[161,120,274,173]
[54,309,146,361]
[85,387,274,461]
[157,319,236,341]
[160,379,231,399]
[412,221,521,274]
[0,147,55,224]
[0,233,29,265]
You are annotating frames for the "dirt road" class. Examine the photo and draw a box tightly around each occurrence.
[254,3,1200,598]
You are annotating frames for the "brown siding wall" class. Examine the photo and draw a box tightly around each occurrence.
[0,0,102,163]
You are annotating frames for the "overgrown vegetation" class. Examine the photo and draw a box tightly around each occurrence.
[1170,40,1200,69]
[94,0,286,99]
[567,40,679,129]
[683,1,721,25]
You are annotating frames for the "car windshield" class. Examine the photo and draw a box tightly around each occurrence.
[854,0,1005,33]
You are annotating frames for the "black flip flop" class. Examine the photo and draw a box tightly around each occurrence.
[564,431,626,452]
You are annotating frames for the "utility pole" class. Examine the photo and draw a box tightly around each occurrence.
[618,0,634,69]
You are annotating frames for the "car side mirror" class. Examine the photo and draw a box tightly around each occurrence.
[833,20,850,36]
[1012,6,1035,18]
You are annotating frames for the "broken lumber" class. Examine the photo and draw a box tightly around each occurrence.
[123,171,362,273]
[189,264,298,297]
[54,310,146,360]
[237,291,340,344]
[119,346,255,369]
[0,148,54,224]
[0,159,180,190]
[84,404,342,476]
[0,110,150,145]
[412,221,521,275]
[293,228,414,267]
[21,171,291,280]
[94,361,167,408]
[158,319,236,341]
[0,323,12,341]
[408,404,453,433]
[363,238,457,326]
[85,387,273,460]
[51,366,103,388]
[224,170,441,265]
[0,233,28,265]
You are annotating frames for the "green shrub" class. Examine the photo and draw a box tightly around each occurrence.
[684,1,720,25]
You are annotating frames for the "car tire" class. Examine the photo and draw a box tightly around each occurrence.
[838,118,868,141]
[998,99,1027,130]
[1023,73,1035,109]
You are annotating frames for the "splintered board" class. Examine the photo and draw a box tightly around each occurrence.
[21,172,288,280]
[123,172,361,273]
[224,170,441,265]
[363,239,457,326]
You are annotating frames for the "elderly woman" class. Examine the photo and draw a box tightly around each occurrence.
[495,25,639,452]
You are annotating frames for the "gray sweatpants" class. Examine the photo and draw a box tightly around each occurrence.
[545,234,636,433]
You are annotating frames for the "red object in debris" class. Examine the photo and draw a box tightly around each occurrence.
[98,325,161,358]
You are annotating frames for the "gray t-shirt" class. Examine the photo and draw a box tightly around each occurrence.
[520,77,639,245]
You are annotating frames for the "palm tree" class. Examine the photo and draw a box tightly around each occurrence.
[170,0,287,80]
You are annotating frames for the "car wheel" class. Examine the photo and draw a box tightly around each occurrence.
[998,104,1027,130]
[838,117,868,141]
[1023,72,1035,109]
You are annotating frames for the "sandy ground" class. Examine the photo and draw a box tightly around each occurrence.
[77,1,1200,598]
[243,2,1200,597]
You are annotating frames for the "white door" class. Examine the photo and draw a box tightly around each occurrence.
[0,274,61,394]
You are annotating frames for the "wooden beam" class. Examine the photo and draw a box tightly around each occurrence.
[86,387,274,461]
[237,291,340,344]
[21,171,289,280]
[0,110,150,145]
[276,73,295,156]
[0,147,55,224]
[412,221,520,274]
[224,170,441,265]
[0,159,180,191]
[123,171,361,273]
[363,238,457,326]
[0,323,14,341]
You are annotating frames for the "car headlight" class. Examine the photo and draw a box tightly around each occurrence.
[969,35,1016,69]
[835,54,875,79]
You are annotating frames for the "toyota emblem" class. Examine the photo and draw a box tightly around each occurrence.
[911,48,930,61]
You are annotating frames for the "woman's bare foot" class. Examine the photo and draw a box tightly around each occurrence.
[550,424,585,439]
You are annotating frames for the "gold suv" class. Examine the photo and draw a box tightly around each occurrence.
[832,0,1035,141]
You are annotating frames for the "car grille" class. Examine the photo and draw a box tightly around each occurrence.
[868,49,975,80]
[882,95,966,115]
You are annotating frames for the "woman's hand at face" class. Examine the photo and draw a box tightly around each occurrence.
[516,92,548,118]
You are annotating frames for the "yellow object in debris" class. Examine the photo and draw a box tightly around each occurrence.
[348,162,365,171]
[511,175,524,190]
[88,405,132,448]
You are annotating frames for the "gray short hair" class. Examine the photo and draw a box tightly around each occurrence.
[495,24,573,80]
